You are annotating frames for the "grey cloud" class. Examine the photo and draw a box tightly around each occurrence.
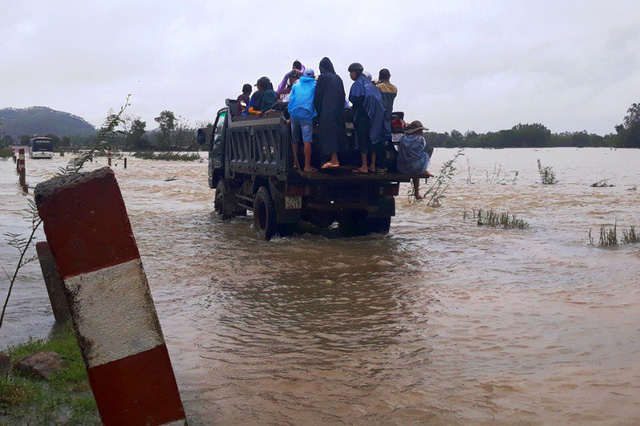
[2,0,639,135]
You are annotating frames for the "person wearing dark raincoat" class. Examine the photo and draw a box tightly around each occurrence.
[397,120,432,199]
[313,57,346,169]
[348,62,390,173]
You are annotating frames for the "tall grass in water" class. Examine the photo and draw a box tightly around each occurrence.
[589,223,639,246]
[537,159,558,185]
[467,208,530,229]
[599,223,618,246]
[621,226,638,244]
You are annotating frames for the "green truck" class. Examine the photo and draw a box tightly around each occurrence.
[198,105,419,240]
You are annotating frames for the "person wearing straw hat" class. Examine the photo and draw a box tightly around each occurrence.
[397,120,433,199]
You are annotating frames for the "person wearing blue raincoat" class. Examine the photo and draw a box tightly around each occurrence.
[288,69,318,172]
[348,62,391,173]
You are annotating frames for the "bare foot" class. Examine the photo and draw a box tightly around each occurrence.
[293,162,300,171]
[304,166,318,173]
[353,166,368,174]
[369,164,376,173]
[415,193,423,200]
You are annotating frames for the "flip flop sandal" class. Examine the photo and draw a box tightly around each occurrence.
[321,162,340,169]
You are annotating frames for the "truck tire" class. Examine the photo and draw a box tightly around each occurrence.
[253,187,278,241]
[215,180,232,220]
[278,223,299,237]
[368,217,391,234]
[338,211,370,237]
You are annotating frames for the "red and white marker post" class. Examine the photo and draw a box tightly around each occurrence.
[17,148,27,193]
[35,167,186,426]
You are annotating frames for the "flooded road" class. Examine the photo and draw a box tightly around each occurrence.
[1,148,639,423]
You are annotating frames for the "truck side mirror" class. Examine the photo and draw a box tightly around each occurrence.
[197,128,207,145]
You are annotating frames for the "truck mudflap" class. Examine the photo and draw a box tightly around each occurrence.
[367,195,395,218]
[268,179,302,224]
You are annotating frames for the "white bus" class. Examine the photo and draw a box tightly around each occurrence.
[29,136,54,159]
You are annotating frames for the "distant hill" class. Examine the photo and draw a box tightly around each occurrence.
[0,106,96,138]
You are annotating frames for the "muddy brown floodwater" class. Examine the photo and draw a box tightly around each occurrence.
[1,148,639,424]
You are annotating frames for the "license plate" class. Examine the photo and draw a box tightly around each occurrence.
[285,196,302,210]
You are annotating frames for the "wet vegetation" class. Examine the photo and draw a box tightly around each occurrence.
[132,151,201,161]
[0,148,13,159]
[0,326,98,425]
[410,149,464,206]
[589,223,639,247]
[465,208,530,229]
[537,159,558,185]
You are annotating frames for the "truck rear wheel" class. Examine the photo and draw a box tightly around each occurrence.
[368,217,391,234]
[253,187,278,241]
[338,211,370,237]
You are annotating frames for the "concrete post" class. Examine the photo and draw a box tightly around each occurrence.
[17,148,27,193]
[34,167,186,426]
[35,242,71,324]
[124,157,127,169]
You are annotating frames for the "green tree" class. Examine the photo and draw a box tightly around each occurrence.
[1,135,13,148]
[127,118,148,150]
[615,102,640,148]
[510,123,551,147]
[154,110,176,149]
[450,129,464,142]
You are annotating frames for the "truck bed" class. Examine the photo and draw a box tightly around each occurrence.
[294,167,419,183]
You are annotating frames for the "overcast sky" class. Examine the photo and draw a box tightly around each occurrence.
[2,0,639,135]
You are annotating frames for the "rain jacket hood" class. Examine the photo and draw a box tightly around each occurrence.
[319,57,336,74]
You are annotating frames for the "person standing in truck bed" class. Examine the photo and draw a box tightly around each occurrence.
[314,57,346,169]
[348,62,390,174]
[277,70,301,102]
[375,68,397,116]
[289,68,318,172]
[375,68,398,172]
[277,60,305,94]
